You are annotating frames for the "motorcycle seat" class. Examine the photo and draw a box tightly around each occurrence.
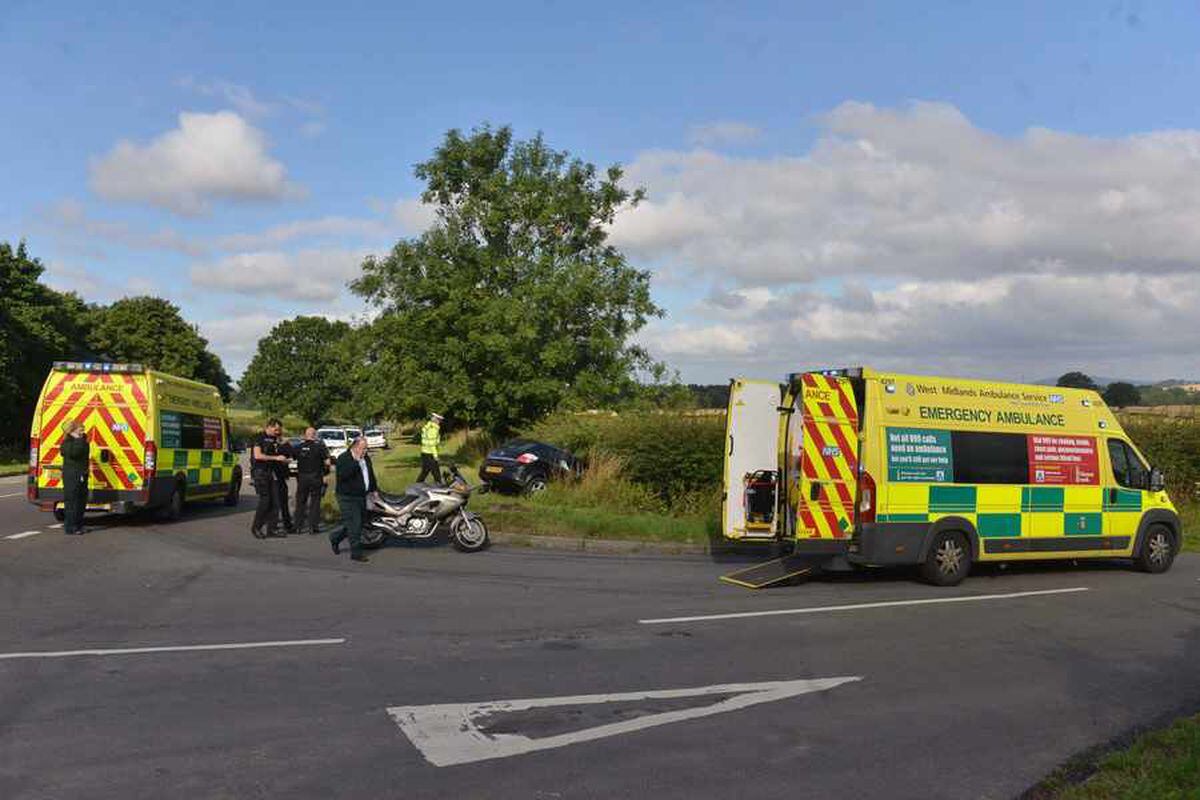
[377,490,419,506]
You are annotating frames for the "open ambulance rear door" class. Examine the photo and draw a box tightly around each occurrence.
[722,378,784,540]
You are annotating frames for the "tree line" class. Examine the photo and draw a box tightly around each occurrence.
[0,241,230,449]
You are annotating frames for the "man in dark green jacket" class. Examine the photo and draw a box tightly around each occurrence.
[60,420,90,535]
[330,437,378,563]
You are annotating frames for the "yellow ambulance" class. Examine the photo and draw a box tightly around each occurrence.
[27,362,243,521]
[724,368,1181,585]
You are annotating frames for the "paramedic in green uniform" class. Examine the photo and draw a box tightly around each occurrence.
[60,419,90,535]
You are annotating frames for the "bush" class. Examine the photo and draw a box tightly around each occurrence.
[1122,416,1200,501]
[525,410,726,506]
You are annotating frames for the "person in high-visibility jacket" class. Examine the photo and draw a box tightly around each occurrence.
[416,412,444,484]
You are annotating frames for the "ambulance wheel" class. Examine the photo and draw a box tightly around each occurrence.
[1134,524,1176,574]
[224,472,242,506]
[157,484,184,522]
[53,507,66,523]
[921,530,970,586]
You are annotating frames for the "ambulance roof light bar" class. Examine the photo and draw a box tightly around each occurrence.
[53,361,145,373]
[787,367,863,384]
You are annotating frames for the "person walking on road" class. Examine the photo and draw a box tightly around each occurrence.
[250,418,288,538]
[60,419,90,535]
[416,412,443,484]
[331,436,377,563]
[293,426,331,535]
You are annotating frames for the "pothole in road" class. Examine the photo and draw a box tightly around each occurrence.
[472,694,742,739]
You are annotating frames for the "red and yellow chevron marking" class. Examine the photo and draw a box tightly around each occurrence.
[797,373,860,539]
[36,371,149,492]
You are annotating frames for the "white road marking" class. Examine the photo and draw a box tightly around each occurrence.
[49,523,63,529]
[0,638,346,660]
[0,492,25,498]
[388,676,861,767]
[639,587,1091,625]
[5,531,41,540]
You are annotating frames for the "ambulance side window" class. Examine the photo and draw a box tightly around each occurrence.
[951,431,1028,484]
[1107,439,1147,490]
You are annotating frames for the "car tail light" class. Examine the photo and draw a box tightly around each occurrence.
[27,437,39,501]
[516,453,539,464]
[857,470,876,524]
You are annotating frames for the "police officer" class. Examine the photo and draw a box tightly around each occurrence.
[416,412,444,484]
[250,418,288,538]
[60,419,90,535]
[293,426,331,535]
[274,429,297,535]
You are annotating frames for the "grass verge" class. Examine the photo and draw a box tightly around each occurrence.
[0,447,26,477]
[1027,712,1200,799]
[1180,503,1199,553]
[326,434,718,543]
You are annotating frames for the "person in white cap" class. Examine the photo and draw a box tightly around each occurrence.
[417,412,444,483]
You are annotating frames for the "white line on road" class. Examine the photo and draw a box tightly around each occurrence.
[639,587,1091,625]
[48,523,63,529]
[0,492,25,498]
[0,638,346,660]
[388,676,862,766]
[4,531,42,540]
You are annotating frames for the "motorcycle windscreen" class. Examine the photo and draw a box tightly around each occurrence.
[722,378,784,540]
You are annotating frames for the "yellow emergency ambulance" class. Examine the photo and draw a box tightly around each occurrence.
[27,362,243,521]
[724,368,1181,585]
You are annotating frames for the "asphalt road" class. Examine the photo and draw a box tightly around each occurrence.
[2,473,1199,799]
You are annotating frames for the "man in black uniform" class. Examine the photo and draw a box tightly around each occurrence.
[293,426,331,535]
[273,428,296,535]
[60,419,90,535]
[250,419,288,538]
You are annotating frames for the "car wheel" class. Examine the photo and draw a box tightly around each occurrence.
[524,474,548,495]
[157,482,184,522]
[921,530,970,586]
[1134,524,1176,574]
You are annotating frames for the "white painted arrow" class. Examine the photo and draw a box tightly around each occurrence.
[387,676,862,767]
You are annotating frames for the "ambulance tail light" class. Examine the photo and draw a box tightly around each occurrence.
[27,437,39,501]
[857,470,876,524]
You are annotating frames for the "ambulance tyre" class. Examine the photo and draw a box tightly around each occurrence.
[53,507,66,523]
[1134,524,1176,574]
[921,530,970,586]
[224,469,242,506]
[157,482,184,522]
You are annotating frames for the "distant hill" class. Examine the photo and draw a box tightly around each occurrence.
[1036,376,1200,389]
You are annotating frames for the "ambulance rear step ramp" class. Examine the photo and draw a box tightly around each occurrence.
[719,554,823,589]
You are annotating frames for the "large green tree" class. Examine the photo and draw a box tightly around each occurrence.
[88,296,232,399]
[240,316,354,425]
[1102,381,1142,408]
[0,241,94,447]
[352,125,662,434]
[1056,371,1099,391]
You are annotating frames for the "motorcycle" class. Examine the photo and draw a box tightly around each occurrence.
[358,464,490,552]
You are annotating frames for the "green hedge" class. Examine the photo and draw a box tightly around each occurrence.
[1123,417,1200,501]
[526,411,726,504]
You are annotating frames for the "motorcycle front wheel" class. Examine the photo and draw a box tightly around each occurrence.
[451,514,489,552]
[360,523,388,549]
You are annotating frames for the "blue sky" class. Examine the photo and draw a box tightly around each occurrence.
[4,1,1200,383]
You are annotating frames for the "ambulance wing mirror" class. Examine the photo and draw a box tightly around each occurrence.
[1149,468,1166,493]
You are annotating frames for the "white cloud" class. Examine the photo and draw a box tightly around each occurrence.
[613,101,1200,284]
[42,261,162,303]
[389,198,439,233]
[687,121,762,147]
[198,311,284,379]
[193,248,367,302]
[90,111,302,215]
[210,217,388,251]
[638,323,758,358]
[45,199,206,256]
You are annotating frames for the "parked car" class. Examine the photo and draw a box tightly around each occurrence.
[364,428,388,449]
[317,427,351,458]
[285,437,303,476]
[478,440,581,495]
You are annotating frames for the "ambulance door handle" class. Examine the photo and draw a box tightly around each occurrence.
[809,482,822,501]
[1108,487,1118,504]
[728,436,734,456]
[99,450,110,464]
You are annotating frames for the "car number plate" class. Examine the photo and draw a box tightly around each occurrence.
[485,465,503,474]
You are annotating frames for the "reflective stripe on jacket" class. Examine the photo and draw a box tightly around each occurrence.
[420,421,440,456]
